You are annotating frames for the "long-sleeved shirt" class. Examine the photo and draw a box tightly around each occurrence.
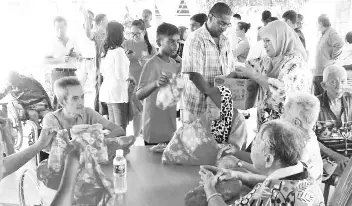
[315,27,344,76]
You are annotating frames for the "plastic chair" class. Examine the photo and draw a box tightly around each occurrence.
[18,168,44,206]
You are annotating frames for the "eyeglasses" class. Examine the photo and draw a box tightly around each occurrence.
[131,32,143,38]
[212,15,231,28]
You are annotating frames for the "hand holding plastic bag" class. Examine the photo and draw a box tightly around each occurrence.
[156,73,184,110]
[162,115,218,165]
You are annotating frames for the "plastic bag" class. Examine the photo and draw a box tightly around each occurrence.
[184,179,243,206]
[71,124,108,164]
[48,129,70,172]
[162,118,218,165]
[156,74,184,110]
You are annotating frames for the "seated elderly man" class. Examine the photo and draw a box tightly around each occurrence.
[42,76,125,137]
[0,71,52,126]
[220,92,323,182]
[281,92,323,182]
[200,120,324,205]
[316,65,352,172]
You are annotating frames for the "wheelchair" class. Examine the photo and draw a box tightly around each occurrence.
[6,99,52,166]
[18,168,44,206]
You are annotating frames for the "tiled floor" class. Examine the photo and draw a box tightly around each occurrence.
[0,108,333,205]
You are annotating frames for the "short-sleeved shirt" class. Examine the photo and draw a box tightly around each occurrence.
[42,107,112,133]
[45,38,77,69]
[182,25,232,116]
[123,39,157,83]
[315,91,352,157]
[233,169,324,205]
[233,38,250,63]
[137,55,178,143]
[76,31,96,58]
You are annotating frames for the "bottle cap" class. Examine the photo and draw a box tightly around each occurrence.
[116,149,123,157]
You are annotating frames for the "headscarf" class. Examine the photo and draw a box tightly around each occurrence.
[259,20,308,78]
[211,86,233,143]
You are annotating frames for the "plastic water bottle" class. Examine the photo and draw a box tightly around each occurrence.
[113,149,127,194]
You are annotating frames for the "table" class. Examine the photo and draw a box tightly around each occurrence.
[101,146,200,206]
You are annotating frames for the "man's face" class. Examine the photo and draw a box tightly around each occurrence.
[324,71,347,100]
[190,20,201,32]
[284,19,296,29]
[101,17,108,29]
[63,86,84,115]
[159,34,180,56]
[142,13,152,28]
[250,131,273,173]
[317,21,325,32]
[297,18,303,30]
[54,21,67,39]
[208,14,232,37]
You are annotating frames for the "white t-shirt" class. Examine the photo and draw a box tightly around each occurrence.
[76,31,96,58]
[45,37,78,69]
[147,26,157,48]
[301,131,324,182]
[226,27,239,52]
[99,47,130,103]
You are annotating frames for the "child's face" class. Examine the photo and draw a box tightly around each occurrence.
[159,34,180,56]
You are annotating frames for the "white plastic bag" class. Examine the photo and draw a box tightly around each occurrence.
[156,74,184,110]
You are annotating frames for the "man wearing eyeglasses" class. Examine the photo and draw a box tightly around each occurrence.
[182,2,233,121]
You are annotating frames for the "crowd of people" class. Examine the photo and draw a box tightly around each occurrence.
[1,1,352,205]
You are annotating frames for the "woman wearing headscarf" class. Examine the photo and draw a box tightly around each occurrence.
[233,20,312,130]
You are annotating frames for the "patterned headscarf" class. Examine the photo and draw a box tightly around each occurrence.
[211,86,233,143]
[259,20,308,78]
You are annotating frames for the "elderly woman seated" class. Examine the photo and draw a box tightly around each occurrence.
[221,92,323,182]
[200,120,324,205]
[316,65,352,172]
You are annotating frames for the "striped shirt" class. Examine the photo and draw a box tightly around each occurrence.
[182,25,232,116]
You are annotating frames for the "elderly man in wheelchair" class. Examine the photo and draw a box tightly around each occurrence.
[0,71,53,126]
[0,71,53,151]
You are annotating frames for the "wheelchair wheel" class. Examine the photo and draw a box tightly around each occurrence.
[7,104,24,151]
[24,120,40,166]
[18,169,44,206]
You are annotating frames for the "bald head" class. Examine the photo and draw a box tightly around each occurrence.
[8,71,21,86]
[323,65,347,82]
